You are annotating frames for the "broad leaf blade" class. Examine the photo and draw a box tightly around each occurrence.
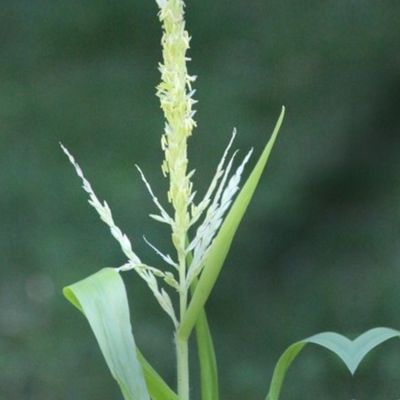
[347,327,400,374]
[307,327,400,374]
[179,107,285,339]
[306,332,354,373]
[64,268,150,400]
[266,327,400,400]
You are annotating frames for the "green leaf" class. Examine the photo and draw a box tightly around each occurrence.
[136,350,178,400]
[191,279,219,400]
[186,237,219,400]
[63,268,150,400]
[266,327,400,400]
[179,107,285,340]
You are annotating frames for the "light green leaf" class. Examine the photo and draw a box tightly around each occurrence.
[191,279,219,400]
[186,237,219,400]
[186,234,219,400]
[195,311,219,400]
[266,327,400,400]
[136,350,178,400]
[63,268,150,400]
[179,107,285,340]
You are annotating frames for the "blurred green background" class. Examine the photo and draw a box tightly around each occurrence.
[1,0,400,399]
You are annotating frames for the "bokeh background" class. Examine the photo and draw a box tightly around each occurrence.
[1,0,400,399]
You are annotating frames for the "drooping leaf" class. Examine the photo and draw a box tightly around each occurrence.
[266,327,400,400]
[63,268,150,400]
[179,107,285,340]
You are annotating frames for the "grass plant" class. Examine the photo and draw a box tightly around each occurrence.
[61,1,397,399]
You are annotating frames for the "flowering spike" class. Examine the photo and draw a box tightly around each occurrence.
[143,236,179,269]
[145,271,178,327]
[135,165,173,225]
[190,129,237,226]
[60,143,142,266]
[186,147,253,287]
[157,0,196,261]
[155,0,167,9]
[61,143,179,325]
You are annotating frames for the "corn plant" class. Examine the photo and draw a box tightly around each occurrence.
[61,1,399,399]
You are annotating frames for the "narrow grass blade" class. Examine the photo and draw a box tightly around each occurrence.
[186,240,219,400]
[63,268,150,400]
[266,327,400,400]
[191,278,219,400]
[136,350,178,400]
[179,107,285,340]
[265,342,305,400]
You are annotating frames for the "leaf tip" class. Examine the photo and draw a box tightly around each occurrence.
[63,285,83,312]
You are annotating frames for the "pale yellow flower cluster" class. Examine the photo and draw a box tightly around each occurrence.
[156,0,197,261]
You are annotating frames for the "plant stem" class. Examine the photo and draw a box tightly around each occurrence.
[177,255,189,400]
[176,331,189,400]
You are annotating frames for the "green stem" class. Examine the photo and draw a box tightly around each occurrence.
[177,254,189,400]
[176,332,189,400]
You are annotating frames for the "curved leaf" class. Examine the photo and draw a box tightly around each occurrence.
[64,268,150,400]
[266,327,400,400]
[179,107,285,340]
